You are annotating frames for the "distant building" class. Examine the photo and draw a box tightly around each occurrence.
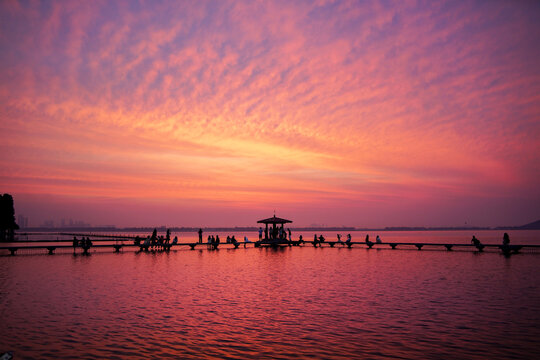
[17,215,28,229]
[42,220,55,228]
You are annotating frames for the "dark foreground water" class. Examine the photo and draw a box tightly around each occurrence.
[1,233,539,359]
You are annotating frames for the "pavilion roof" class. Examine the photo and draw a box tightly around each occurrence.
[257,215,292,224]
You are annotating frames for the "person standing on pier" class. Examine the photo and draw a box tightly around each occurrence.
[376,235,382,244]
[287,228,292,241]
[346,234,352,245]
[72,236,78,253]
[258,227,263,240]
[198,228,203,243]
[150,229,157,249]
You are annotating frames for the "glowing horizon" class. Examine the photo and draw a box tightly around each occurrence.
[1,1,539,227]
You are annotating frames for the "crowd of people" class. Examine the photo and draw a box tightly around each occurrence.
[72,236,93,253]
[121,229,516,252]
[136,228,178,251]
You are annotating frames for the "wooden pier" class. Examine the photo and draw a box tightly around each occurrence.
[302,240,538,255]
[1,239,538,256]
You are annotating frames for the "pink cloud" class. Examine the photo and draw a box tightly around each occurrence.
[1,0,539,227]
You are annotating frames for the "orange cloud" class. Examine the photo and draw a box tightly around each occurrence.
[1,0,539,227]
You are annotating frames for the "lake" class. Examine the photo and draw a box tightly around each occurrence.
[1,230,539,359]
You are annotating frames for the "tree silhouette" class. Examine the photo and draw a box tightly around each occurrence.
[0,193,19,242]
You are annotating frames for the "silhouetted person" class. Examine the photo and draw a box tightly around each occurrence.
[503,233,510,246]
[172,236,178,245]
[150,229,157,249]
[166,229,171,243]
[215,234,220,249]
[319,234,325,244]
[258,227,263,240]
[287,228,292,241]
[376,235,382,244]
[82,237,92,254]
[72,236,78,253]
[134,236,141,246]
[298,234,303,244]
[471,235,481,246]
[471,235,484,251]
[313,234,318,247]
[346,234,352,244]
[198,228,203,243]
[365,234,373,247]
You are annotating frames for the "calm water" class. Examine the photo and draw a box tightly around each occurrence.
[1,231,540,359]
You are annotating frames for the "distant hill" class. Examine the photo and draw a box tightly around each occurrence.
[518,219,540,230]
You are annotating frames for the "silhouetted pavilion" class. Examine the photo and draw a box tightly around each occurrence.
[257,215,292,243]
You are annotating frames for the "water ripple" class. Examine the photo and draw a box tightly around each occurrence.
[1,247,539,359]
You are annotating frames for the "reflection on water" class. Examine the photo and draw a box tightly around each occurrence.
[1,243,539,359]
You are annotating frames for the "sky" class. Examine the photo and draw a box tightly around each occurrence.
[1,0,539,228]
